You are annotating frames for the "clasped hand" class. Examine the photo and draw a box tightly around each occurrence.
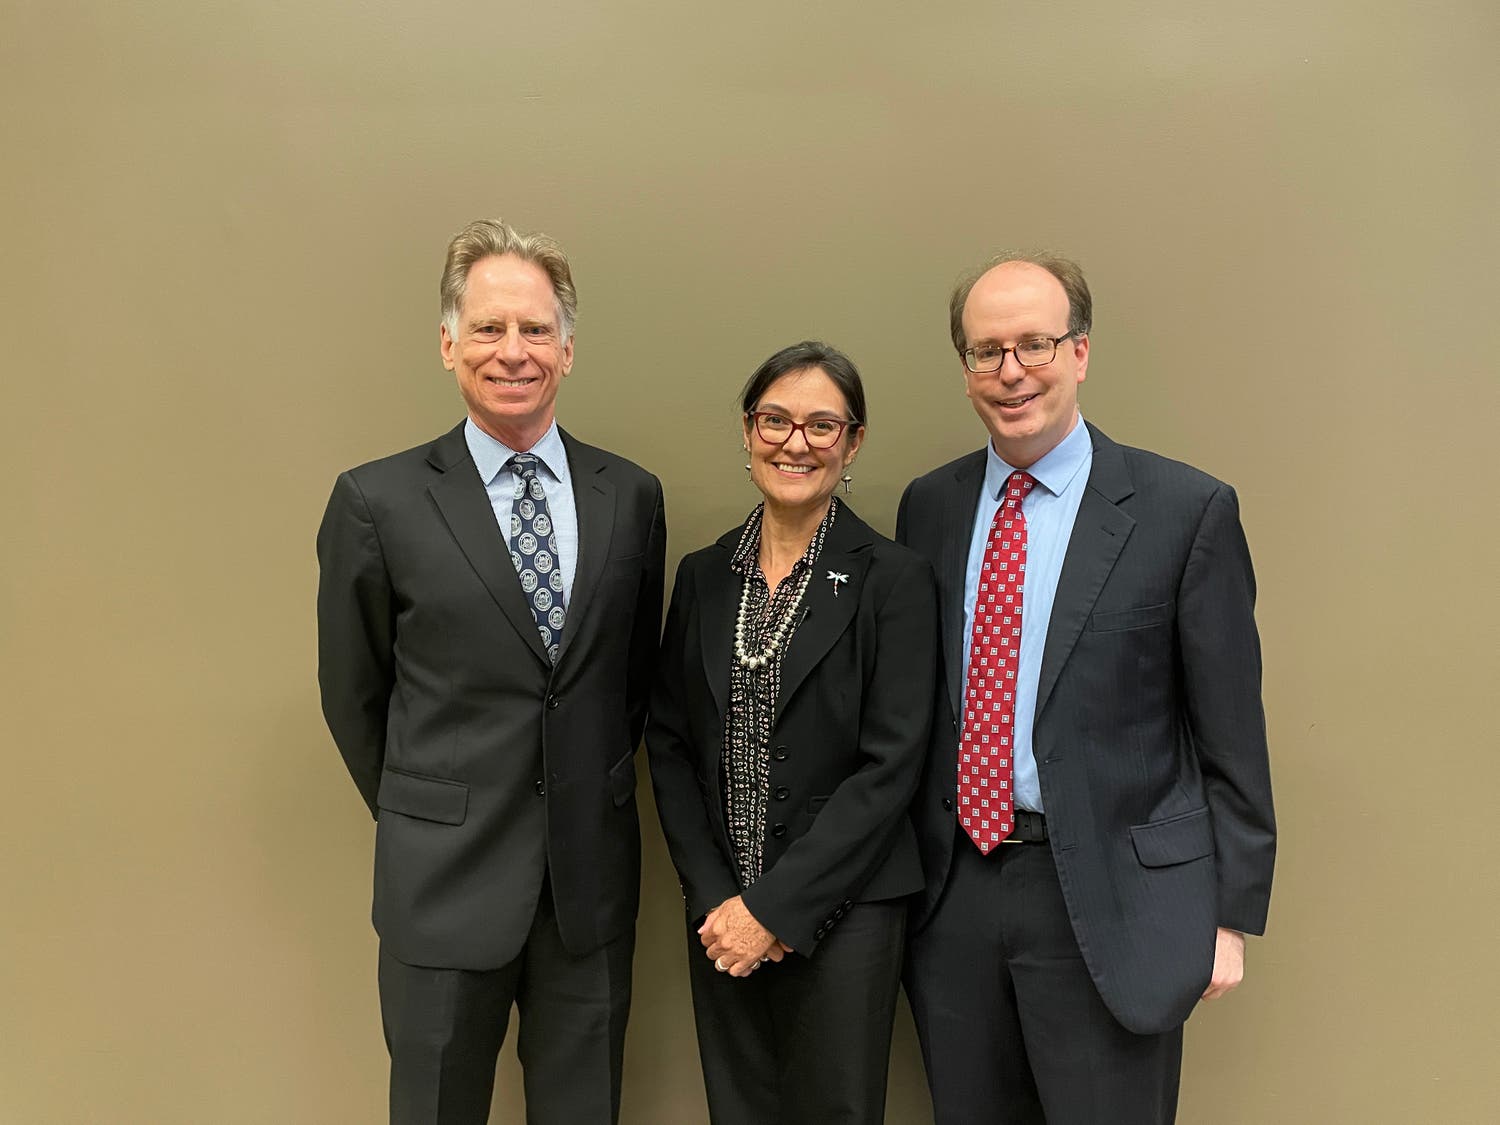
[699,896,792,977]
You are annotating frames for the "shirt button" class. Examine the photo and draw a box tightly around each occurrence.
[771,823,787,838]
[773,786,790,801]
[942,797,954,811]
[546,694,560,710]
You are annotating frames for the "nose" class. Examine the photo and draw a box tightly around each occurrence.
[497,324,528,362]
[783,426,814,454]
[997,349,1027,382]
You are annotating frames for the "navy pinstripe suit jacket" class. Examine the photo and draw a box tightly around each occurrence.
[898,422,1276,1035]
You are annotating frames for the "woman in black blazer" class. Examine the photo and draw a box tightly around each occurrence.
[647,341,938,1125]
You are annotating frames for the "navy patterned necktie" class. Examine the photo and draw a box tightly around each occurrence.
[507,454,566,663]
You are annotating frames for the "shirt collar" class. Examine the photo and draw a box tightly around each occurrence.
[984,414,1092,499]
[464,418,568,486]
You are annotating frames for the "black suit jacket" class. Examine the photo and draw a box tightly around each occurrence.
[646,505,938,955]
[317,422,665,969]
[898,423,1276,1034]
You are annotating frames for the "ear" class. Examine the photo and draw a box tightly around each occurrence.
[742,413,755,449]
[844,425,865,464]
[560,334,575,377]
[439,322,457,372]
[1072,333,1089,386]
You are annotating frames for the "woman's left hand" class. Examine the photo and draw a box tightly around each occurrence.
[699,896,780,977]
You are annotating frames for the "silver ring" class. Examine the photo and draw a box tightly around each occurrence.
[715,957,728,972]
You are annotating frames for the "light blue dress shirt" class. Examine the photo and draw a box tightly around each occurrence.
[464,418,579,610]
[961,417,1093,812]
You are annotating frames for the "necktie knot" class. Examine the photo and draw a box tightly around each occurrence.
[510,453,540,480]
[1004,471,1036,511]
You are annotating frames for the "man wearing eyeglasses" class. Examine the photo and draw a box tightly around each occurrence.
[317,219,665,1124]
[897,254,1275,1124]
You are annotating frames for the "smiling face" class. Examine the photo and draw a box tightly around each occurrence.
[743,366,863,519]
[960,261,1088,468]
[440,253,573,450]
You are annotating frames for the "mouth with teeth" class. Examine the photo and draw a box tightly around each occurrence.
[995,392,1039,410]
[771,462,816,476]
[486,375,537,389]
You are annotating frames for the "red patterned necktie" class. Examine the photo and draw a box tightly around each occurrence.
[958,470,1036,854]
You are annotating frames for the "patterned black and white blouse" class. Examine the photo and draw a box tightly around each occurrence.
[721,497,840,885]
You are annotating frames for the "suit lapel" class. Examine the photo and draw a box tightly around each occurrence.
[555,431,615,666]
[1035,425,1136,717]
[775,513,872,723]
[939,453,986,720]
[698,532,741,721]
[425,426,550,667]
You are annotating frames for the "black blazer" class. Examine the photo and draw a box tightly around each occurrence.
[898,423,1276,1035]
[317,422,665,969]
[646,504,938,955]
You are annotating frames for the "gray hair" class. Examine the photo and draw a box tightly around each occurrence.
[948,252,1093,354]
[440,218,578,341]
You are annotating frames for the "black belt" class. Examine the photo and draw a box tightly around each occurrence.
[1000,809,1048,844]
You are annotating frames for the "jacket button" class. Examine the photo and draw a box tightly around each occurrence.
[773,746,789,761]
[814,926,827,940]
[533,779,546,796]
[942,797,953,811]
[773,786,790,801]
[771,823,787,838]
[546,694,560,710]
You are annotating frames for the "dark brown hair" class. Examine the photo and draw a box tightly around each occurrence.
[739,341,867,432]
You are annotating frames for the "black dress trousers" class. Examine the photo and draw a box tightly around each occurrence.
[686,899,906,1125]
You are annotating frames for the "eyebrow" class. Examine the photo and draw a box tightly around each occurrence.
[469,316,556,329]
[970,331,1066,345]
[755,402,846,419]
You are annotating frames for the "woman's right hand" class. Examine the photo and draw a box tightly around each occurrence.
[700,896,785,976]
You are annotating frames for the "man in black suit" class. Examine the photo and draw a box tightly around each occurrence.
[898,254,1275,1124]
[317,218,665,1125]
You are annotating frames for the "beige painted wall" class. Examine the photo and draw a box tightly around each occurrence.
[3,1,1496,1121]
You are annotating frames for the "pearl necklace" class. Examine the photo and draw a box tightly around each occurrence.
[734,563,814,670]
[731,499,838,670]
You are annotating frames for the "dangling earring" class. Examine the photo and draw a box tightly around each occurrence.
[841,472,853,495]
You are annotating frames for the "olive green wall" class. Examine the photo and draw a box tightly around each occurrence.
[3,1,1495,1121]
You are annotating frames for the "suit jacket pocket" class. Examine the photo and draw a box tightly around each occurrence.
[609,750,637,807]
[1130,805,1213,867]
[1089,602,1171,632]
[377,766,468,825]
[791,795,832,834]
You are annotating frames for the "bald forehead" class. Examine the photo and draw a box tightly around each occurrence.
[969,261,1067,310]
[963,260,1071,338]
